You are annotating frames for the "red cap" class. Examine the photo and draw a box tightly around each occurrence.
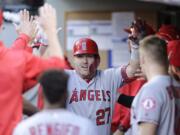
[167,40,176,55]
[0,9,3,27]
[156,24,180,41]
[124,19,155,36]
[168,40,180,67]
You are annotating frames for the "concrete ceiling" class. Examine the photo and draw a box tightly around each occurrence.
[139,0,180,6]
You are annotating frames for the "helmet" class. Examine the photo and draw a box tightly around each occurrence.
[0,9,3,27]
[156,24,180,41]
[73,38,99,56]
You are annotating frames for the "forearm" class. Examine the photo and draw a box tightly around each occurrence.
[126,59,139,78]
[44,30,64,59]
[126,47,140,78]
[125,18,154,78]
[38,4,64,59]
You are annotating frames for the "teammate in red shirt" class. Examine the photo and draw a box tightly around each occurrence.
[156,24,180,42]
[166,40,180,135]
[0,4,67,135]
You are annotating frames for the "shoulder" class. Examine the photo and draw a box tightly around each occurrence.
[139,76,172,103]
[142,76,170,92]
[13,113,40,134]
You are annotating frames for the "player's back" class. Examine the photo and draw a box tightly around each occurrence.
[13,109,98,135]
[131,75,175,135]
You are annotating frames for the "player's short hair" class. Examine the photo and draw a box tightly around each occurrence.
[139,35,168,67]
[38,69,69,104]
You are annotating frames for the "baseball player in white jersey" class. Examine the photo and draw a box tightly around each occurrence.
[14,109,98,135]
[131,36,175,135]
[64,33,142,135]
[13,69,98,135]
[66,65,121,135]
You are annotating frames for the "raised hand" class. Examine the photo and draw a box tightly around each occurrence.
[38,3,57,35]
[36,3,64,58]
[16,9,37,42]
[134,68,146,80]
[127,18,155,46]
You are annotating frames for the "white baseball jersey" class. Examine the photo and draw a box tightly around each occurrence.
[131,75,175,135]
[13,109,98,135]
[66,68,123,135]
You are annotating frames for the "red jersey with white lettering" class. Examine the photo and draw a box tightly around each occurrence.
[13,109,98,135]
[66,68,124,135]
[0,40,67,135]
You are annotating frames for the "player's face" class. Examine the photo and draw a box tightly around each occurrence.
[73,54,100,80]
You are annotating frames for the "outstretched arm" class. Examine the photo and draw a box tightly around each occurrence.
[12,9,37,52]
[125,18,155,79]
[38,3,64,59]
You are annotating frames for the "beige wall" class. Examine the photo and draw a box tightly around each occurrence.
[46,0,165,47]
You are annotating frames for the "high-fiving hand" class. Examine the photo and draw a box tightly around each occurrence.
[15,9,37,43]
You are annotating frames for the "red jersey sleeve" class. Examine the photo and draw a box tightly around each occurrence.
[23,52,68,92]
[111,103,131,132]
[11,34,33,53]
